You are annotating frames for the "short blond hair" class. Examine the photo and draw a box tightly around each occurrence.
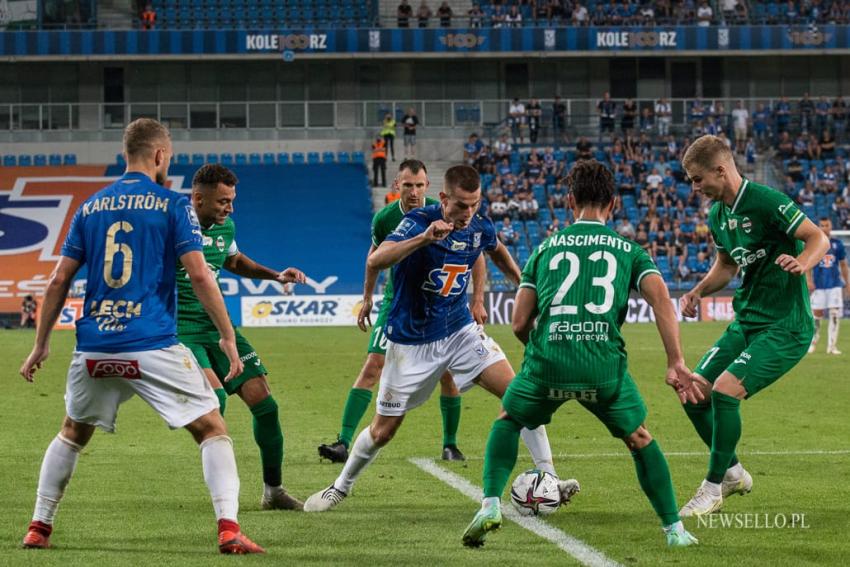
[123,118,171,160]
[682,135,734,172]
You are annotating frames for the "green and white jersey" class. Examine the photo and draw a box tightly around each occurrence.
[370,197,439,301]
[517,220,660,390]
[708,178,811,327]
[176,217,239,338]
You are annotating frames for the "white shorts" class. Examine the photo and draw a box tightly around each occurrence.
[811,287,844,311]
[65,344,218,432]
[376,323,507,416]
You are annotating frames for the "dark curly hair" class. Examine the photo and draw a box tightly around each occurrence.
[565,159,614,207]
[192,164,239,190]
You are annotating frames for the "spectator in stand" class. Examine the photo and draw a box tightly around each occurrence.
[815,96,831,136]
[397,0,413,27]
[720,0,736,22]
[497,217,519,246]
[753,102,771,148]
[591,2,608,24]
[516,191,539,220]
[597,92,616,141]
[401,108,419,156]
[547,179,567,215]
[576,135,593,160]
[527,98,542,145]
[385,183,400,204]
[490,195,509,221]
[616,217,637,240]
[417,0,432,27]
[693,215,710,245]
[635,224,651,253]
[800,92,815,133]
[774,96,791,136]
[792,131,808,158]
[697,0,713,25]
[572,2,589,25]
[546,217,563,238]
[437,1,452,26]
[494,133,512,160]
[618,166,637,196]
[731,100,750,154]
[818,164,839,194]
[464,133,484,166]
[786,155,804,182]
[669,226,689,273]
[639,2,656,24]
[468,3,483,27]
[491,4,505,27]
[371,135,387,187]
[621,98,637,135]
[820,129,837,160]
[141,3,156,30]
[639,107,654,134]
[553,95,567,143]
[776,130,794,159]
[509,97,526,144]
[798,182,816,206]
[381,113,397,162]
[691,251,711,281]
[833,96,847,143]
[20,294,37,328]
[834,196,850,228]
[807,132,821,161]
[506,5,523,26]
[734,0,748,22]
[646,167,664,191]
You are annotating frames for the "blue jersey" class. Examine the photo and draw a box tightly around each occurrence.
[60,172,203,353]
[813,238,846,290]
[384,204,497,344]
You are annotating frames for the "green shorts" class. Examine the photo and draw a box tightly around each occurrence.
[367,300,391,355]
[502,374,648,439]
[181,329,267,395]
[694,319,813,398]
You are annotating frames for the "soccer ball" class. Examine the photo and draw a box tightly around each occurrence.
[509,469,561,516]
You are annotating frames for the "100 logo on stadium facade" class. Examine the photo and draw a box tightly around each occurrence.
[440,34,487,48]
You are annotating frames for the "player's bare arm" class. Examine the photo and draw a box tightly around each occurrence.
[20,256,80,382]
[367,219,453,270]
[181,250,243,381]
[511,285,538,345]
[358,244,380,331]
[223,252,307,284]
[680,250,739,318]
[775,218,830,275]
[486,241,522,285]
[470,254,488,325]
[640,273,706,404]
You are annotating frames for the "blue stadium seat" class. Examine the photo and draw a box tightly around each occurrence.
[206,153,220,164]
[235,153,248,165]
[322,152,336,164]
[176,153,190,165]
[292,152,306,165]
[262,152,276,165]
[19,155,32,166]
[277,152,290,164]
[49,154,62,166]
[34,154,47,166]
[192,153,205,165]
[249,153,262,165]
[63,154,77,165]
[116,153,126,166]
[337,152,351,163]
[221,153,234,165]
[352,151,365,164]
[3,154,16,166]
[307,152,320,165]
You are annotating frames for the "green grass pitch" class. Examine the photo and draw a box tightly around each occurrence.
[2,322,848,566]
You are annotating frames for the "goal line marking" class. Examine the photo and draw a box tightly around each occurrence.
[409,457,623,567]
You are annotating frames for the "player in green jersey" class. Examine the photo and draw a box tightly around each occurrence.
[317,159,486,463]
[178,164,307,511]
[462,160,703,548]
[677,135,829,517]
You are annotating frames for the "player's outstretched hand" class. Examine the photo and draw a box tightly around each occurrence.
[277,267,307,284]
[423,220,454,242]
[219,337,244,382]
[20,345,49,382]
[679,291,700,319]
[471,299,488,325]
[775,254,804,275]
[665,360,709,405]
[357,297,373,332]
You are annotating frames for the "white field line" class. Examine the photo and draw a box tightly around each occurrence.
[458,449,850,460]
[409,457,623,567]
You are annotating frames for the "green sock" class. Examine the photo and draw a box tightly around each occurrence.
[631,440,680,526]
[440,395,462,448]
[483,418,523,498]
[708,391,742,483]
[250,396,284,487]
[339,388,372,448]
[684,401,738,467]
[214,388,228,416]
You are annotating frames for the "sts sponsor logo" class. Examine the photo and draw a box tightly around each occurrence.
[422,264,470,296]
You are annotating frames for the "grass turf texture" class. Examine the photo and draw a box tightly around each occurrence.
[2,322,848,566]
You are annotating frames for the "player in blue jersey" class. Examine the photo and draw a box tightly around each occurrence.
[807,218,849,354]
[18,118,264,554]
[303,165,577,513]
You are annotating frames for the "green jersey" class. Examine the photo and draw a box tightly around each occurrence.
[176,217,239,337]
[370,197,439,300]
[707,178,811,327]
[517,220,660,390]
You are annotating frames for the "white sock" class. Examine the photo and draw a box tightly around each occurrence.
[264,484,283,498]
[334,427,381,494]
[726,462,744,478]
[702,479,722,496]
[200,435,240,522]
[520,425,556,477]
[812,316,821,347]
[33,435,82,525]
[828,308,841,351]
[664,520,685,533]
[482,496,500,510]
